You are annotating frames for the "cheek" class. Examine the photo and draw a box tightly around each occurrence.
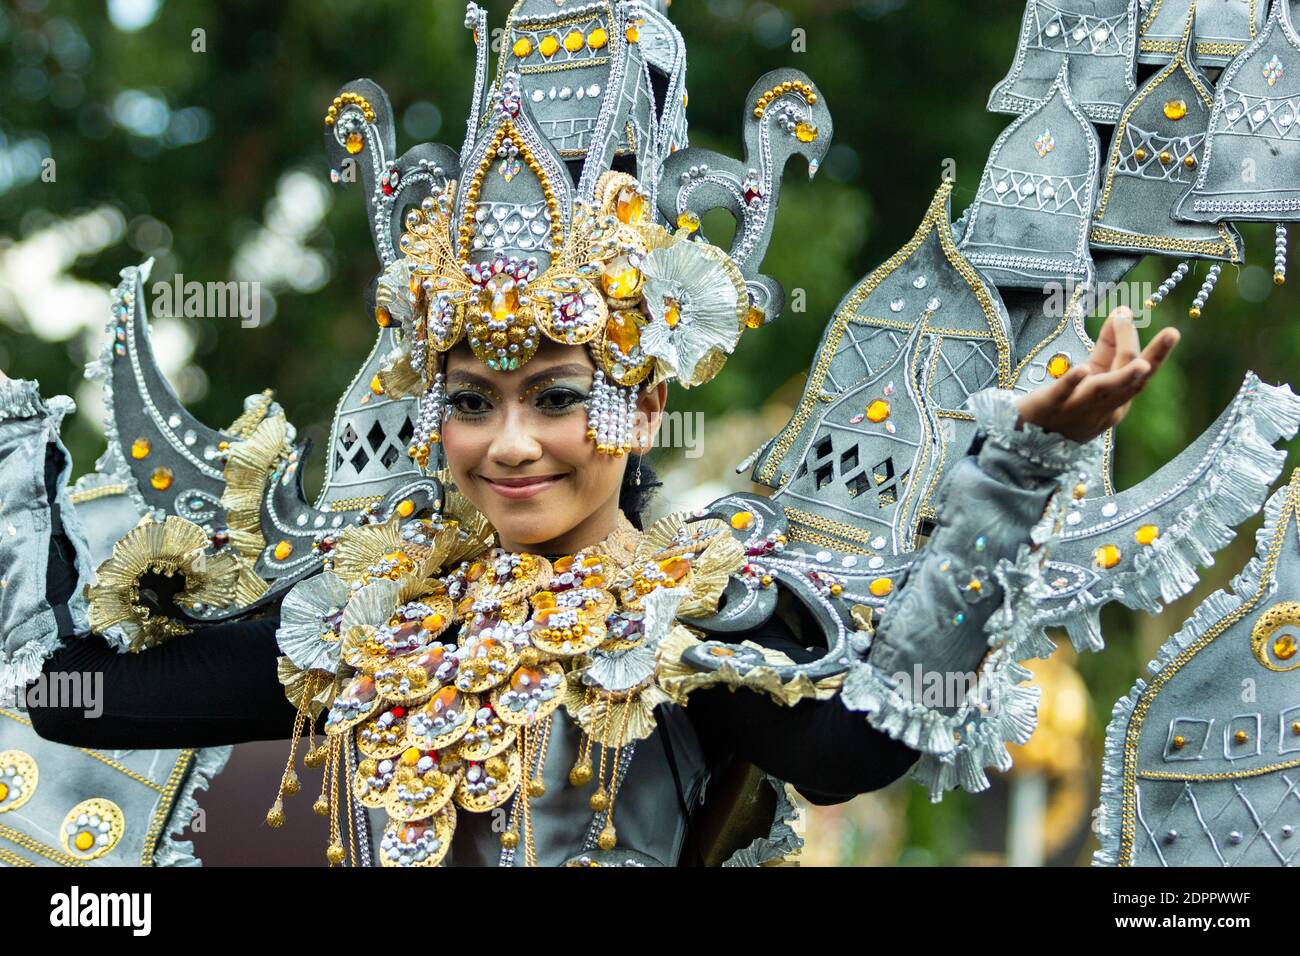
[440,421,484,480]
[534,418,621,499]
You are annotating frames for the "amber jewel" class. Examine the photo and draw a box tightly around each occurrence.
[1094,544,1121,569]
[615,186,648,224]
[601,256,643,299]
[606,311,642,353]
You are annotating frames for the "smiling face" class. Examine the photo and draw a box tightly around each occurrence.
[440,338,665,555]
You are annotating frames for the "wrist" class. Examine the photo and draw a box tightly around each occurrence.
[969,388,1097,478]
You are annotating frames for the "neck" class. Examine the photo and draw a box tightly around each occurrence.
[495,499,635,557]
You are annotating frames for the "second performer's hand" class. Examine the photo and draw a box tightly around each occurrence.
[1015,305,1179,444]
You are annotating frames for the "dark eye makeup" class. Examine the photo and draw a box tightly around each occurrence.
[443,380,590,421]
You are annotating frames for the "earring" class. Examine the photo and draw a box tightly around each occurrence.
[633,455,643,487]
[408,371,445,469]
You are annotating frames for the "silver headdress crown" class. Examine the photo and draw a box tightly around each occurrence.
[74,0,830,616]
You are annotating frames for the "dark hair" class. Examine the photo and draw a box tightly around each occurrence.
[619,453,662,531]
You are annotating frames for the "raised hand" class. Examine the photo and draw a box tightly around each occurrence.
[1015,305,1179,444]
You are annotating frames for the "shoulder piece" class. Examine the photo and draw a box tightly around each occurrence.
[1019,372,1300,654]
[1095,467,1300,866]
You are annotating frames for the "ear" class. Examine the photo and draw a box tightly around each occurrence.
[634,381,668,453]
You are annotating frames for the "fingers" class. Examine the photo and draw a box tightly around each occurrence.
[1037,363,1089,404]
[1073,357,1150,409]
[1110,307,1140,370]
[1091,311,1119,370]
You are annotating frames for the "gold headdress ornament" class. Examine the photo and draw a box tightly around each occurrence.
[374,73,752,466]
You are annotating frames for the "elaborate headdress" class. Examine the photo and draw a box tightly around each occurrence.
[323,1,831,465]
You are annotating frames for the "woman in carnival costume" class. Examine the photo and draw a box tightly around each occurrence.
[0,0,1178,867]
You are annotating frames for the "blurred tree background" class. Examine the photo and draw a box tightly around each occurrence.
[1,0,1297,866]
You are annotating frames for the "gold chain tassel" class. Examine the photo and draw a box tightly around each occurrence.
[597,692,635,851]
[266,673,317,828]
[325,736,345,865]
[568,688,595,786]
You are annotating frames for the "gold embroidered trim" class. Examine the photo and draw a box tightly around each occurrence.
[1139,38,1249,56]
[0,844,34,866]
[1138,756,1300,782]
[325,494,386,513]
[69,483,129,505]
[1089,224,1239,260]
[0,822,86,866]
[139,750,194,865]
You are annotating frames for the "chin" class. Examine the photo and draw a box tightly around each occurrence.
[495,517,569,549]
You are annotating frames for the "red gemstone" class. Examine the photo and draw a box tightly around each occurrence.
[745,187,762,204]
[391,706,406,719]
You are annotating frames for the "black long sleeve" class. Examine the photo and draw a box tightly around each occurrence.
[28,617,303,749]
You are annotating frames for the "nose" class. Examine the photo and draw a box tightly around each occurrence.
[486,403,544,469]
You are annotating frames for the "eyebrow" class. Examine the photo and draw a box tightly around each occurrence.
[446,363,593,391]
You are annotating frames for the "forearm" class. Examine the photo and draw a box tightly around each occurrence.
[867,395,1085,683]
[687,685,919,803]
[26,616,305,749]
[684,604,919,802]
[841,387,1100,793]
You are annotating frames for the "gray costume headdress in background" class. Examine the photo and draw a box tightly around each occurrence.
[745,181,1013,557]
[990,0,1140,123]
[1091,4,1245,316]
[1137,0,1268,67]
[958,60,1101,290]
[1177,0,1300,286]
